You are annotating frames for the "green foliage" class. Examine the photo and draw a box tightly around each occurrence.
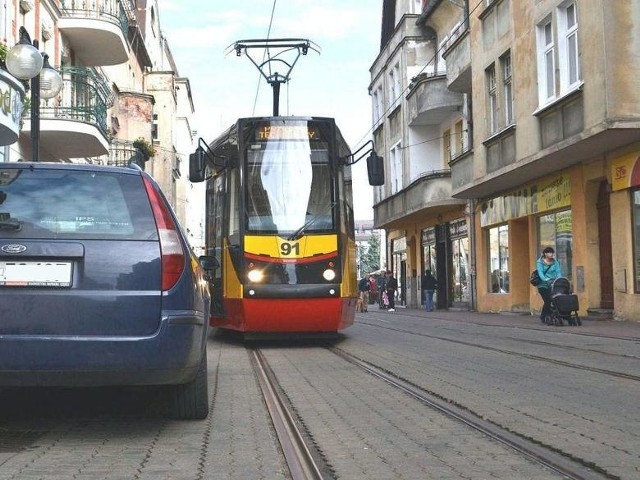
[358,233,381,276]
[133,137,156,158]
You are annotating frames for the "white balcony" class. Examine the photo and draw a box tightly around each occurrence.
[58,0,130,66]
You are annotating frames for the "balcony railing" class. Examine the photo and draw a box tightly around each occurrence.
[30,66,113,134]
[60,0,130,37]
[101,139,145,169]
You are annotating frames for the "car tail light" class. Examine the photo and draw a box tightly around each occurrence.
[143,176,185,291]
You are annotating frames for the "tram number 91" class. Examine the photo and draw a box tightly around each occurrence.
[280,242,300,256]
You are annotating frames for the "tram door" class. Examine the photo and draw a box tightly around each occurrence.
[206,172,227,316]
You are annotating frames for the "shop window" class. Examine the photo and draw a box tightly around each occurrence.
[423,244,437,278]
[537,210,572,282]
[633,190,640,292]
[488,224,509,293]
[452,237,470,302]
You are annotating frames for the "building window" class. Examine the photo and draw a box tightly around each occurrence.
[388,63,401,109]
[443,128,451,163]
[558,2,580,90]
[536,3,580,107]
[390,141,403,194]
[632,190,640,292]
[453,120,464,157]
[373,85,383,123]
[537,18,556,104]
[488,224,509,293]
[152,114,158,141]
[501,52,514,125]
[537,209,573,282]
[486,64,498,134]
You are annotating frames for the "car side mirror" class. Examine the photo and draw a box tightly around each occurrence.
[189,148,206,183]
[366,151,385,186]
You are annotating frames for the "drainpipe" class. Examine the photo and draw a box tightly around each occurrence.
[468,199,477,311]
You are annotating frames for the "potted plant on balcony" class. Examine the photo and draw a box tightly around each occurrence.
[133,137,156,161]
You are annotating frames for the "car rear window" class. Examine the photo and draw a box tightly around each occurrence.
[0,168,158,240]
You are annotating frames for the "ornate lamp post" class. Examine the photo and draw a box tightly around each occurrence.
[6,26,63,162]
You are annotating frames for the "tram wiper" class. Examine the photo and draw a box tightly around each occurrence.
[287,203,336,241]
[0,219,22,230]
[287,215,319,241]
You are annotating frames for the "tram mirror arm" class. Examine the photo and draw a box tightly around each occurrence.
[189,138,228,183]
[341,140,385,187]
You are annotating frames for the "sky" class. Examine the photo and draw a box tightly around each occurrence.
[158,0,383,220]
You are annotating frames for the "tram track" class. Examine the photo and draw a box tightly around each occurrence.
[377,310,640,342]
[249,348,327,480]
[358,320,640,382]
[327,346,618,480]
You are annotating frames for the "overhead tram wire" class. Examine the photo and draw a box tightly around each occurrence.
[252,0,278,115]
[351,0,485,154]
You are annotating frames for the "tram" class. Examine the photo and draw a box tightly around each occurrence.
[189,116,383,333]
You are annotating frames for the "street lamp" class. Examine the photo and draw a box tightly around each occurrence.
[6,26,63,162]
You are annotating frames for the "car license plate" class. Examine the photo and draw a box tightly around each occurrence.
[0,261,73,287]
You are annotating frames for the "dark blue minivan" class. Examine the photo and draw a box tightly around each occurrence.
[0,163,210,419]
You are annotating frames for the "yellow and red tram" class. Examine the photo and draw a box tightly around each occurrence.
[190,116,363,334]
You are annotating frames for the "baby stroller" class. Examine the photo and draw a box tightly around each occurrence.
[547,277,581,326]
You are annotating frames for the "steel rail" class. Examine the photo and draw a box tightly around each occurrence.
[250,349,324,480]
[329,346,617,480]
[358,320,640,382]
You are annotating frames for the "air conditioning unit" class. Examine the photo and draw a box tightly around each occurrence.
[19,0,34,13]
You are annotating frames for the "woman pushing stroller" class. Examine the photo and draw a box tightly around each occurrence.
[536,247,562,323]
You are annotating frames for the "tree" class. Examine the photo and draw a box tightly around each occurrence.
[358,233,381,276]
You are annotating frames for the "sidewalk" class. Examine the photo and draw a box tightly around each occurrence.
[366,304,640,339]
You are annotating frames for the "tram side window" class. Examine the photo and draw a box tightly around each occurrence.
[207,173,226,280]
[487,224,509,293]
[633,190,640,292]
[228,169,240,245]
[537,210,572,282]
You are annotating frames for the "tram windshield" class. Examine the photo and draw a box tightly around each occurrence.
[245,126,334,235]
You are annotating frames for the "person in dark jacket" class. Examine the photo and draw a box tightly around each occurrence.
[385,270,398,312]
[536,246,563,323]
[421,269,437,311]
[357,276,370,312]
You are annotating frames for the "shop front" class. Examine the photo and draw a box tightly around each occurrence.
[609,150,640,321]
[476,172,577,314]
[421,219,470,310]
[391,237,407,307]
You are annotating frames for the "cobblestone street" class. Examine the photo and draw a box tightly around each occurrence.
[0,309,638,479]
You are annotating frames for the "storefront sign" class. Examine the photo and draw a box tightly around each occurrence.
[449,218,467,239]
[421,227,436,245]
[392,237,406,253]
[611,152,640,191]
[0,70,25,146]
[480,174,571,227]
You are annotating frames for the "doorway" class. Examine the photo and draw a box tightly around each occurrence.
[597,180,614,309]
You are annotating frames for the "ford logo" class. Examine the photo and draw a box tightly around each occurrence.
[1,244,27,254]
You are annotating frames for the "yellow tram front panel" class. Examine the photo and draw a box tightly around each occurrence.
[244,234,338,261]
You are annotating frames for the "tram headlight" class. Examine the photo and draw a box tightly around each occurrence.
[322,269,336,281]
[247,269,264,283]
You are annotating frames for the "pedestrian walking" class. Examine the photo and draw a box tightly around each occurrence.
[377,274,387,309]
[385,270,398,312]
[535,247,562,323]
[421,269,437,311]
[357,276,370,312]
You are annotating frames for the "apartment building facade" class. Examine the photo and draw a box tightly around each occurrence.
[0,0,195,231]
[373,0,640,322]
[370,0,471,310]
